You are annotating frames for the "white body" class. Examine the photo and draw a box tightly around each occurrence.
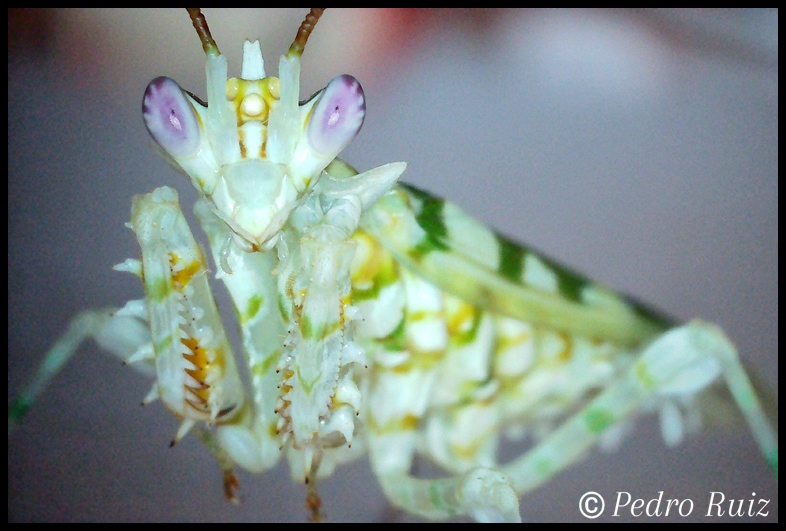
[9,8,776,524]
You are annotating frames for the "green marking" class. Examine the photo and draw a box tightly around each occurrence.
[428,481,450,514]
[403,184,450,258]
[244,294,262,323]
[624,294,675,330]
[154,335,173,355]
[296,366,318,394]
[768,451,778,477]
[378,317,407,352]
[556,271,587,303]
[452,309,483,347]
[251,350,281,377]
[410,240,441,261]
[149,277,170,302]
[467,309,483,342]
[535,457,553,477]
[298,315,339,341]
[400,182,431,203]
[512,244,592,304]
[635,361,656,390]
[324,159,358,179]
[278,293,290,321]
[351,258,398,302]
[497,235,525,284]
[530,252,591,303]
[352,282,383,302]
[585,408,615,434]
[299,315,314,340]
[8,399,30,423]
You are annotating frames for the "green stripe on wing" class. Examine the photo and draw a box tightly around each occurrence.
[361,182,672,346]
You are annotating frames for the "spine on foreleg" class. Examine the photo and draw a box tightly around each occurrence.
[275,196,367,480]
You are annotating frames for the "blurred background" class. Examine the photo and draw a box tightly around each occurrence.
[8,9,777,522]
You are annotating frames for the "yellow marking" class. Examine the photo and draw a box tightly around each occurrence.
[497,328,531,353]
[238,128,247,159]
[558,332,575,363]
[388,350,444,373]
[267,77,280,100]
[535,329,569,366]
[449,439,484,461]
[226,79,277,162]
[225,78,239,100]
[180,334,228,415]
[445,298,476,336]
[367,413,420,433]
[408,309,442,322]
[350,232,376,288]
[401,414,419,430]
[169,253,202,289]
[494,326,535,381]
[351,230,399,297]
[236,79,278,115]
[635,361,656,390]
[181,337,211,406]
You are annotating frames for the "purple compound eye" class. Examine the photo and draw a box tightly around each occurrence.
[142,77,201,159]
[306,74,365,157]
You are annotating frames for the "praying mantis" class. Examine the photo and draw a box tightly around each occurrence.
[8,9,777,521]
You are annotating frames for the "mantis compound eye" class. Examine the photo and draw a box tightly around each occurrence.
[143,76,202,159]
[307,74,365,158]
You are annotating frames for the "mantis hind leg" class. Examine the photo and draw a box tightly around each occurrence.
[501,321,777,497]
[8,306,152,434]
[368,321,777,522]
